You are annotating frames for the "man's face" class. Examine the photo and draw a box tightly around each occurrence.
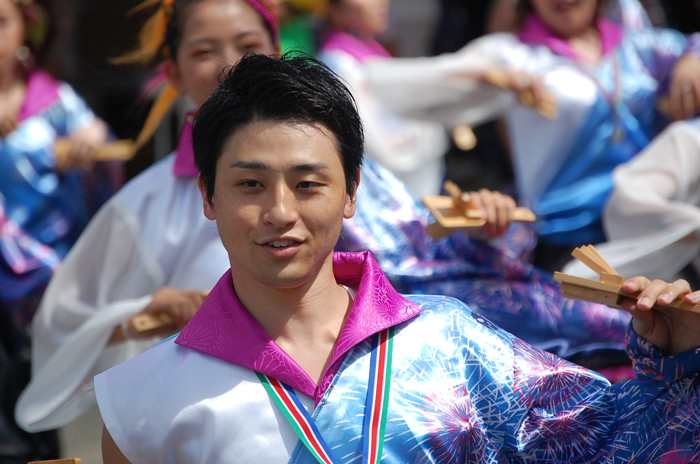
[201,120,357,290]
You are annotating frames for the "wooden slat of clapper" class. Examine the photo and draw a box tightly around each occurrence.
[582,245,617,274]
[423,181,536,240]
[29,459,81,464]
[554,245,700,315]
[130,288,212,333]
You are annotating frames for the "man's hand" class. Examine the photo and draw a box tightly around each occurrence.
[620,277,700,355]
[466,189,516,241]
[124,288,205,340]
[669,53,700,121]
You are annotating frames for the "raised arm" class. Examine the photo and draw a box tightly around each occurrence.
[364,35,521,127]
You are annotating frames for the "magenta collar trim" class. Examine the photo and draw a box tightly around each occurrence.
[321,29,391,63]
[175,251,423,401]
[517,14,623,62]
[172,114,198,178]
[17,70,61,123]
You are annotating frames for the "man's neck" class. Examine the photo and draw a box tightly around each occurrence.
[232,255,352,383]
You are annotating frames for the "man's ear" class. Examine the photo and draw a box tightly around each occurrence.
[164,58,187,95]
[343,171,360,219]
[198,176,217,220]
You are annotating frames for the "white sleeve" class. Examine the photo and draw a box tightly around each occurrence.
[15,199,165,432]
[323,51,449,197]
[365,35,518,127]
[564,120,700,279]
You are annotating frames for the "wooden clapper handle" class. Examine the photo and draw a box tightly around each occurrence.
[553,245,700,314]
[130,289,212,333]
[54,84,180,166]
[29,459,81,464]
[423,180,536,240]
[54,139,136,163]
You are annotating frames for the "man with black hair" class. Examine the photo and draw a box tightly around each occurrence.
[99,53,700,464]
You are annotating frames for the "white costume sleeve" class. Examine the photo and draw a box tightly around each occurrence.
[563,120,700,279]
[15,198,164,432]
[15,156,231,432]
[364,34,518,128]
[322,50,449,198]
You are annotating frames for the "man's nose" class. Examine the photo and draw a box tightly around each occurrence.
[263,184,299,228]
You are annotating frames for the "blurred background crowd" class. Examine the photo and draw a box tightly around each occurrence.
[2,0,700,462]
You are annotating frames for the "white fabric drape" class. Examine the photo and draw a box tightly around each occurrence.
[365,33,600,206]
[563,120,700,279]
[96,338,307,464]
[320,50,450,198]
[15,156,230,432]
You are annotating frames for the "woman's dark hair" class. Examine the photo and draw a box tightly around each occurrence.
[515,0,612,28]
[193,52,364,202]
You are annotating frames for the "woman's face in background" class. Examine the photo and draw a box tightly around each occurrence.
[332,0,390,38]
[529,0,599,39]
[0,0,25,76]
[168,0,277,107]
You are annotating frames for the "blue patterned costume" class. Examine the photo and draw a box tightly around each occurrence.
[308,298,700,463]
[365,12,700,247]
[96,252,700,463]
[0,70,114,327]
[338,159,631,361]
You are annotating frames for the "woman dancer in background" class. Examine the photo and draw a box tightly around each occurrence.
[0,0,113,459]
[366,0,700,271]
[318,0,450,198]
[15,0,278,435]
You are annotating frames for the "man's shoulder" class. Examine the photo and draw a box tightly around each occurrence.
[97,334,250,391]
[95,337,296,464]
[405,294,505,332]
[400,294,514,356]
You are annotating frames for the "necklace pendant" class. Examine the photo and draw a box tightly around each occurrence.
[611,126,626,143]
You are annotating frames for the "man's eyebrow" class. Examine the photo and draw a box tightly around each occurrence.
[291,162,330,172]
[229,161,330,172]
[229,161,269,170]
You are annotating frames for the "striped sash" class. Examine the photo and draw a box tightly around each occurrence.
[257,327,394,464]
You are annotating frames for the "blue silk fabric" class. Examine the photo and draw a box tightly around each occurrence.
[0,83,113,325]
[533,28,700,246]
[338,159,631,360]
[290,295,700,463]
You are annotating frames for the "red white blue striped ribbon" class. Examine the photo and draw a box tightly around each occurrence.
[256,327,394,464]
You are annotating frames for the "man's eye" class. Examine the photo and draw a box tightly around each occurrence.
[241,180,263,188]
[298,181,320,189]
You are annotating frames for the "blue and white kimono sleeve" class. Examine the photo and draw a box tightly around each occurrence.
[308,295,700,463]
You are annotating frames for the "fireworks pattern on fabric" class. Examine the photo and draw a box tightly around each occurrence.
[305,295,700,464]
[337,158,631,362]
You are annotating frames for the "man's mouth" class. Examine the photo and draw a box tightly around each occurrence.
[268,240,298,248]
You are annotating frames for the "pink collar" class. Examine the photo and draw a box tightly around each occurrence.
[17,70,61,123]
[322,29,392,63]
[517,14,623,62]
[172,114,198,178]
[176,251,423,402]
